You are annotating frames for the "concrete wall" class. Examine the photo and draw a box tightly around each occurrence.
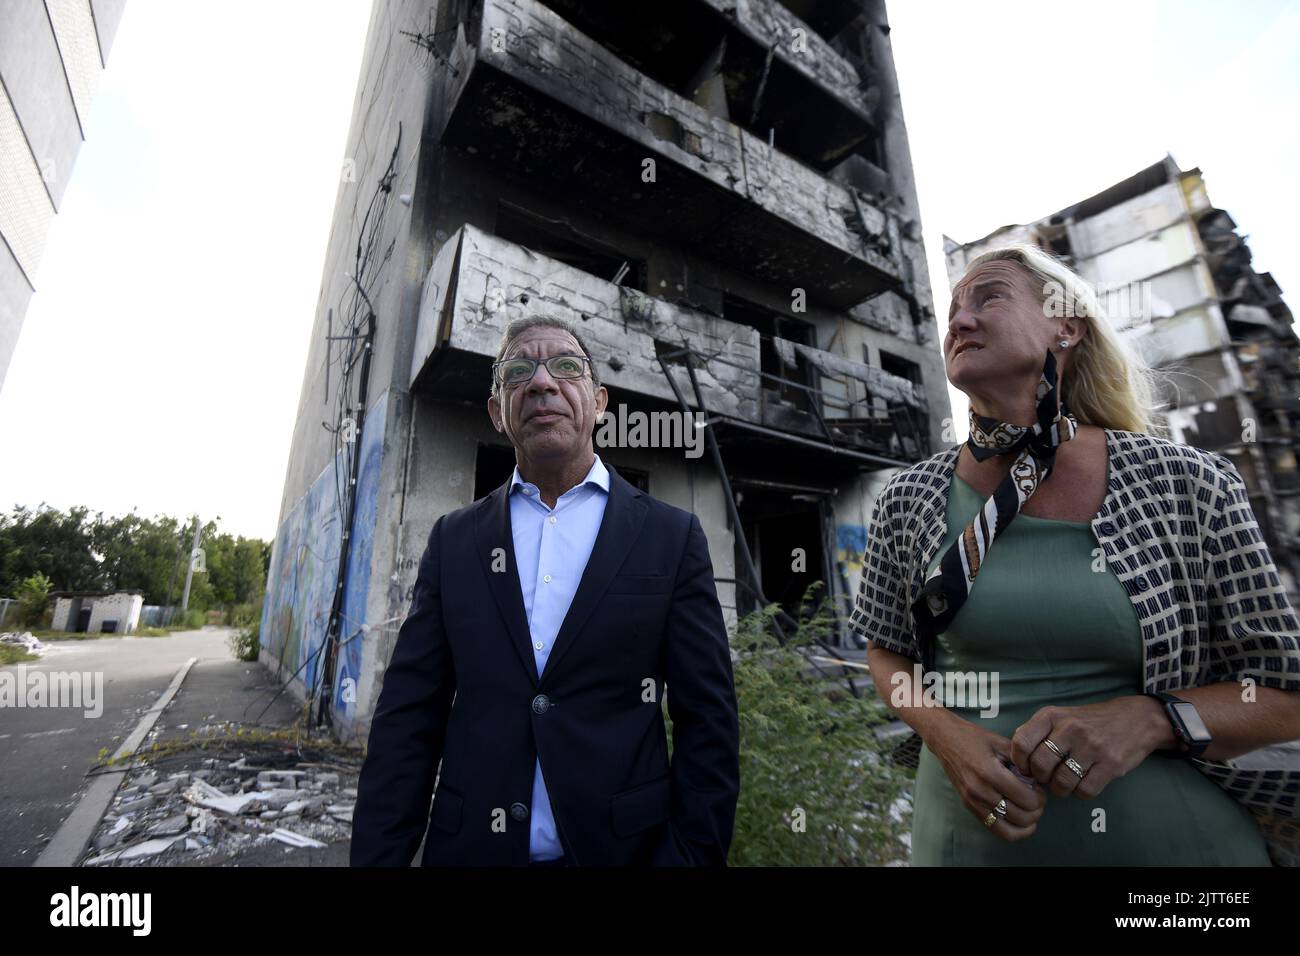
[51,597,73,631]
[85,592,141,633]
[0,0,121,393]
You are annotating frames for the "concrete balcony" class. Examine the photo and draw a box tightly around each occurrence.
[410,224,925,468]
[533,0,881,171]
[440,0,908,310]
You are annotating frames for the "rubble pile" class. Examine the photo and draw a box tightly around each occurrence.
[1,631,45,655]
[83,754,357,866]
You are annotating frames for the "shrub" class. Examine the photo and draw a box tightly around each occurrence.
[229,617,260,662]
[720,588,912,866]
[16,572,53,627]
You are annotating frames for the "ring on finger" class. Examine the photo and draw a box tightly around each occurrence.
[994,798,1008,817]
[983,811,998,828]
[1042,737,1066,759]
[1064,756,1087,779]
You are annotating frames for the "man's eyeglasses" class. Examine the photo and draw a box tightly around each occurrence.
[492,354,592,388]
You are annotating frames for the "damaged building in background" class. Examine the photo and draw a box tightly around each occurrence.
[260,0,950,744]
[946,156,1300,598]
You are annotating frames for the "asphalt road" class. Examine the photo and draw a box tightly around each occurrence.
[0,627,236,867]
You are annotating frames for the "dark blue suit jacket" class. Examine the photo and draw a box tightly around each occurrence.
[351,465,740,866]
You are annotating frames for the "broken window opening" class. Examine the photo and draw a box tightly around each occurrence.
[495,201,648,291]
[733,483,830,623]
[724,292,818,415]
[533,0,879,175]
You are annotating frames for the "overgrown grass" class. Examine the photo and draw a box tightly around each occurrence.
[92,714,361,773]
[0,644,38,666]
[28,629,114,641]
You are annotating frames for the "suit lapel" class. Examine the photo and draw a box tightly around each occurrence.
[540,467,648,685]
[475,480,540,685]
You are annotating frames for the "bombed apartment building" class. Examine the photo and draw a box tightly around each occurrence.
[260,0,950,743]
[945,156,1300,598]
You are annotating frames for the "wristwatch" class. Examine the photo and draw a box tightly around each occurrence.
[1146,691,1212,759]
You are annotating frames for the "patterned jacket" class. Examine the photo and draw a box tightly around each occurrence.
[849,428,1300,864]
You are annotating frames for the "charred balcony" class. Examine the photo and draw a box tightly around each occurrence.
[439,0,908,310]
[409,224,926,471]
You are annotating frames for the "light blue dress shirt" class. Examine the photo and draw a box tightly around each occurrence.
[509,453,610,861]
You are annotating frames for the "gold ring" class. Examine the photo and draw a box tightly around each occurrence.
[983,811,998,828]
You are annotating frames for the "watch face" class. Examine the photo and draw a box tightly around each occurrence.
[1172,702,1211,742]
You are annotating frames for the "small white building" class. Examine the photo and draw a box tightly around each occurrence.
[50,590,144,635]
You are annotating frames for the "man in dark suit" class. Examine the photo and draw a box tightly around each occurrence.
[351,315,740,866]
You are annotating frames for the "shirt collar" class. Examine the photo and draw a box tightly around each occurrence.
[510,454,610,498]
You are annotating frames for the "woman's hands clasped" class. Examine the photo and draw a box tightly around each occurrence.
[927,715,1047,842]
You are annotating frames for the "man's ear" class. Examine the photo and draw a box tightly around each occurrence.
[594,385,609,419]
[487,393,504,432]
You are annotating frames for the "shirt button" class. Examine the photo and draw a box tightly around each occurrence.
[543,574,552,583]
[510,802,529,822]
[549,516,556,524]
[534,641,544,651]
[1099,521,1116,536]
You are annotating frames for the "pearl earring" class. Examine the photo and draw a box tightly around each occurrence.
[1059,340,1070,349]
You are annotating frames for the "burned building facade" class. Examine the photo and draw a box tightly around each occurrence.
[261,0,949,742]
[946,156,1300,598]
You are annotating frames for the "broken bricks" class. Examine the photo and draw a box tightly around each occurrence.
[84,754,359,866]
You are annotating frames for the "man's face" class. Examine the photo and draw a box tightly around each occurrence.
[487,326,608,466]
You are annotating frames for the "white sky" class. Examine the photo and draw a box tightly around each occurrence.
[888,0,1300,436]
[1,1,1297,540]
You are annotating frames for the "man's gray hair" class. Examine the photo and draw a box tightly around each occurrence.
[491,314,602,396]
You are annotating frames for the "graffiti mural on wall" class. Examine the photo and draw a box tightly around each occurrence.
[333,392,386,725]
[835,524,868,576]
[259,392,387,727]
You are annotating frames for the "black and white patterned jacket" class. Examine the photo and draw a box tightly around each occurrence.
[849,428,1300,864]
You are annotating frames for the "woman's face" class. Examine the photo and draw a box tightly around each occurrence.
[945,260,1058,396]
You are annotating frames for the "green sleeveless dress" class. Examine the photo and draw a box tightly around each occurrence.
[910,473,1269,865]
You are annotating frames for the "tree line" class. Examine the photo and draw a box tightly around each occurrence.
[0,505,270,611]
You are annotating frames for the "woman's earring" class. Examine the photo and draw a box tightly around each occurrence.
[1059,340,1070,349]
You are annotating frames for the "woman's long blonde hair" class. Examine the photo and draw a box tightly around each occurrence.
[962,243,1161,434]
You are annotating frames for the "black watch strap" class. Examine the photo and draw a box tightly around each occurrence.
[1146,691,1210,759]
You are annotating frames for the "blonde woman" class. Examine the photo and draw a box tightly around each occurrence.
[851,243,1300,865]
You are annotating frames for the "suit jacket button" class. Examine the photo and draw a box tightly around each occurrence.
[510,802,528,822]
[531,694,551,715]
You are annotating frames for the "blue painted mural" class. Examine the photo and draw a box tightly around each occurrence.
[835,523,868,574]
[333,393,386,723]
[259,391,387,731]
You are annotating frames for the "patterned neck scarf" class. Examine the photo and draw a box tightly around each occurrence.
[911,349,1079,670]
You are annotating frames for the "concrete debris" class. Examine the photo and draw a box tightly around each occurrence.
[311,772,340,792]
[93,815,134,851]
[0,631,45,654]
[257,770,305,790]
[85,754,357,866]
[84,835,186,867]
[269,828,327,849]
[146,814,190,837]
